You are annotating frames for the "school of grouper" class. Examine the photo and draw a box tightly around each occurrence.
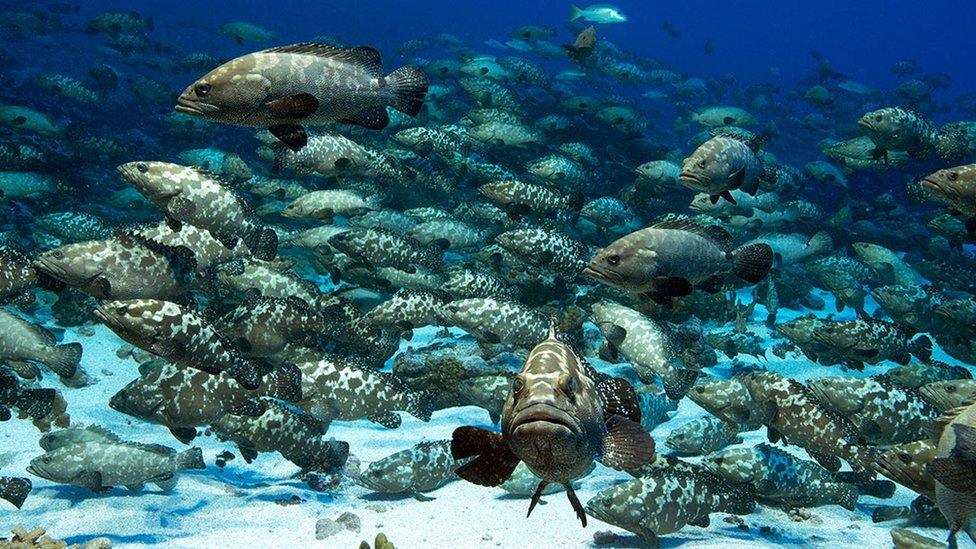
[2,3,976,548]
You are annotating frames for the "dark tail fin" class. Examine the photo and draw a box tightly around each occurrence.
[872,505,912,523]
[386,66,428,116]
[912,334,933,361]
[243,224,278,261]
[176,447,205,471]
[730,243,773,284]
[16,388,55,419]
[47,342,82,379]
[405,389,436,422]
[0,477,31,509]
[264,363,303,403]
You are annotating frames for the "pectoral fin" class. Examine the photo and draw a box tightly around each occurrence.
[266,93,319,118]
[450,426,519,487]
[268,123,308,152]
[599,414,655,471]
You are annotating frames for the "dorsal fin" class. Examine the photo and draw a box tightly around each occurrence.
[114,229,198,281]
[650,218,732,249]
[119,441,177,456]
[262,43,383,77]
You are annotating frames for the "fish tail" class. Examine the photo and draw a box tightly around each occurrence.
[807,231,833,254]
[0,477,31,509]
[386,65,429,116]
[405,389,436,422]
[570,5,582,21]
[47,342,82,379]
[16,388,55,419]
[242,223,278,261]
[730,243,773,284]
[176,447,205,471]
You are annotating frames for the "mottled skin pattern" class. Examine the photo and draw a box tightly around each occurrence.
[282,189,379,220]
[117,161,263,246]
[808,255,873,313]
[394,126,473,157]
[807,375,937,444]
[525,155,585,189]
[177,44,405,126]
[701,443,858,509]
[872,285,944,333]
[586,468,752,545]
[40,426,119,452]
[270,133,373,177]
[0,309,80,379]
[212,397,347,471]
[217,295,329,357]
[211,258,320,305]
[456,375,511,422]
[589,301,679,386]
[858,107,936,156]
[666,416,741,455]
[470,121,543,148]
[137,222,249,273]
[747,231,831,267]
[27,441,203,491]
[680,136,762,197]
[812,318,929,367]
[409,220,484,251]
[496,228,590,277]
[441,297,549,348]
[922,164,976,218]
[0,477,30,509]
[920,380,976,412]
[851,242,921,286]
[871,440,937,500]
[775,315,852,367]
[34,212,111,243]
[442,269,521,300]
[687,378,766,431]
[365,289,448,330]
[889,361,973,391]
[94,299,259,388]
[110,363,298,431]
[35,235,188,300]
[356,440,464,496]
[329,227,443,273]
[295,355,431,428]
[739,371,870,472]
[0,247,39,302]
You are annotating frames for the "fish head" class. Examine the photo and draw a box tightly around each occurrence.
[922,166,976,205]
[502,333,601,479]
[33,242,104,287]
[92,299,167,343]
[699,447,756,482]
[806,377,861,413]
[176,56,270,122]
[115,161,183,202]
[584,239,657,291]
[679,139,730,193]
[857,108,906,148]
[27,449,78,484]
[584,481,640,527]
[686,379,756,426]
[811,323,855,351]
[109,375,166,421]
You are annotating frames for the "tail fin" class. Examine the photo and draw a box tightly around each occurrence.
[570,5,582,21]
[264,363,303,403]
[912,334,933,361]
[16,388,56,419]
[0,477,31,509]
[405,389,436,422]
[386,66,428,116]
[243,224,278,261]
[731,243,773,284]
[47,342,82,379]
[176,447,205,471]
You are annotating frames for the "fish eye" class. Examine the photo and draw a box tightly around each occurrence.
[607,254,621,266]
[136,162,148,173]
[697,160,706,169]
[898,452,911,464]
[116,305,128,315]
[892,131,900,137]
[948,171,959,181]
[512,377,524,394]
[874,114,883,121]
[714,456,724,465]
[946,385,956,393]
[43,457,52,464]
[195,83,212,97]
[694,386,705,394]
[51,250,63,259]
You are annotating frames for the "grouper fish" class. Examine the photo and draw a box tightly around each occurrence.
[451,324,654,526]
[176,43,429,151]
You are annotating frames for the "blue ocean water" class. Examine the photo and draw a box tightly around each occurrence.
[2,0,976,547]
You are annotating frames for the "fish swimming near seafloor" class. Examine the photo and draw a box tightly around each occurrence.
[451,324,654,526]
[176,43,429,151]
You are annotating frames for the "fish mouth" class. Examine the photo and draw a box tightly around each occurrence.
[921,176,949,196]
[175,96,219,117]
[583,263,622,286]
[510,403,581,435]
[32,256,68,281]
[678,171,706,189]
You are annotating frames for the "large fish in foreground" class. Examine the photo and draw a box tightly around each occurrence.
[176,43,429,151]
[585,219,772,303]
[451,324,654,526]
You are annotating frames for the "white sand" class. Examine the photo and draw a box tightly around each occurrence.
[0,289,963,548]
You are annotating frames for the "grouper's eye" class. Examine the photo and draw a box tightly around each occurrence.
[696,160,706,169]
[898,452,911,464]
[945,385,956,393]
[51,250,63,259]
[606,254,620,266]
[115,306,128,315]
[948,171,959,182]
[195,83,212,97]
[714,456,724,465]
[136,162,148,173]
[874,114,883,121]
[512,377,524,394]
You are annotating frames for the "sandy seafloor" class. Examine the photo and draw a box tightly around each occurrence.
[0,287,962,549]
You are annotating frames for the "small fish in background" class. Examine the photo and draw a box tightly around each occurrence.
[569,4,627,24]
[177,43,429,151]
[662,21,682,39]
[0,309,81,381]
[562,26,597,62]
[451,324,654,526]
[217,22,275,45]
[355,440,465,500]
[704,39,714,54]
